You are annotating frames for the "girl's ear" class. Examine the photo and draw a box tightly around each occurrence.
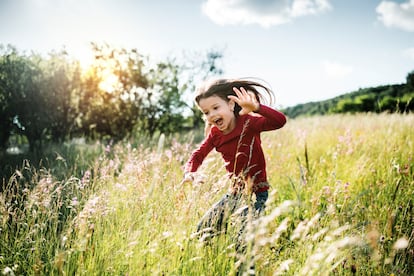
[229,99,235,112]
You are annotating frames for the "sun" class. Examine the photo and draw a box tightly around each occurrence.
[98,69,119,93]
[73,46,95,72]
[66,42,97,71]
[70,44,121,93]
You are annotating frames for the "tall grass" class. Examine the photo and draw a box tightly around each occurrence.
[1,113,413,275]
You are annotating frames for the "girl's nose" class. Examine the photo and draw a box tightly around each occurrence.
[206,110,215,119]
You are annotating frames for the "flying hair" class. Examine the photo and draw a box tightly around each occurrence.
[195,78,275,117]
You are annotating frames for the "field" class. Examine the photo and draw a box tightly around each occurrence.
[1,113,413,275]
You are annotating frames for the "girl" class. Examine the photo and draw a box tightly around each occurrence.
[183,78,287,237]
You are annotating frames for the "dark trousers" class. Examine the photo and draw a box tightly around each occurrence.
[196,190,269,275]
[196,190,268,235]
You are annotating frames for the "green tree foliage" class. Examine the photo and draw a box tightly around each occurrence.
[75,43,149,140]
[0,45,19,149]
[36,50,83,143]
[0,46,44,152]
[283,71,414,118]
[406,70,414,91]
[140,61,187,135]
[0,46,83,152]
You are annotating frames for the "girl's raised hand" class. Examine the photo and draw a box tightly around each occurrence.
[228,87,260,115]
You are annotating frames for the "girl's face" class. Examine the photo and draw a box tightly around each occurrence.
[198,95,236,134]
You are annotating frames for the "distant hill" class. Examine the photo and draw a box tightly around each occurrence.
[282,71,414,118]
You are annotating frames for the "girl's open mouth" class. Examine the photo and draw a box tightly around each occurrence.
[214,118,223,127]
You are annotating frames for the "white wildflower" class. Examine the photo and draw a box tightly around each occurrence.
[2,267,15,276]
[274,259,294,275]
[393,237,409,250]
[162,231,173,238]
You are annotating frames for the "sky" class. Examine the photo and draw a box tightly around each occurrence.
[0,0,413,107]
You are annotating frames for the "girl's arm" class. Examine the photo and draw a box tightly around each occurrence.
[253,104,287,131]
[184,134,215,174]
[229,86,286,130]
[182,139,213,184]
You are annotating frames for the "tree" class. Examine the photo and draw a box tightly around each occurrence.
[0,46,84,151]
[140,60,187,135]
[76,43,150,140]
[0,45,15,149]
[355,94,376,112]
[0,45,46,152]
[334,98,360,113]
[406,71,414,92]
[36,50,83,142]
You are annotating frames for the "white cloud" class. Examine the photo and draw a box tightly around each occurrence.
[291,0,332,17]
[201,0,332,27]
[322,60,353,78]
[402,47,414,60]
[376,0,414,32]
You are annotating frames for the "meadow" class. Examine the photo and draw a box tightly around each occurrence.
[1,113,413,275]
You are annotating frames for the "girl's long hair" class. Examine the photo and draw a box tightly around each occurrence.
[195,78,275,117]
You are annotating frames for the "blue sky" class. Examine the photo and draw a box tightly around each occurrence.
[1,0,413,107]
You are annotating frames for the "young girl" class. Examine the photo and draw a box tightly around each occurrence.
[183,78,287,237]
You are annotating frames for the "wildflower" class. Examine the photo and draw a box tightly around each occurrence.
[265,217,289,245]
[123,162,137,175]
[312,227,329,241]
[2,267,15,276]
[274,259,294,275]
[398,164,410,175]
[291,220,308,241]
[105,144,111,154]
[70,197,79,207]
[80,170,91,189]
[330,224,351,237]
[323,186,331,197]
[162,231,173,238]
[343,182,350,199]
[291,213,321,241]
[262,200,296,226]
[393,237,409,250]
[189,256,202,262]
[344,182,350,190]
[165,149,173,160]
[109,159,115,169]
[39,177,53,193]
[149,242,158,253]
[61,235,67,246]
[115,183,127,192]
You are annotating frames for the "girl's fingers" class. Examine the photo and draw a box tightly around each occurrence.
[227,95,239,103]
[248,91,258,103]
[232,87,242,98]
[229,87,258,113]
[232,87,250,101]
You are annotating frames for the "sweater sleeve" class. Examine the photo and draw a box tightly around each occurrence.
[250,104,287,131]
[185,134,215,173]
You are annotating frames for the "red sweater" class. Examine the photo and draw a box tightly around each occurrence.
[186,104,286,193]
